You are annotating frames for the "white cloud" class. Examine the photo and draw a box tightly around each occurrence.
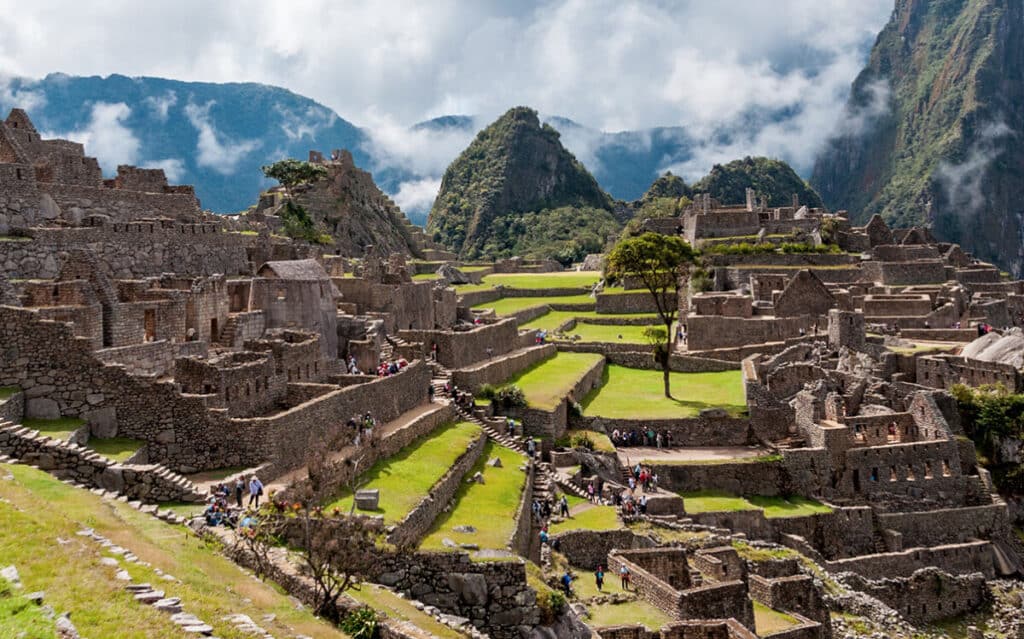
[360,111,478,177]
[142,157,186,182]
[393,177,441,215]
[60,101,139,174]
[0,74,46,112]
[278,103,337,140]
[143,90,177,121]
[183,100,261,174]
[935,120,1014,219]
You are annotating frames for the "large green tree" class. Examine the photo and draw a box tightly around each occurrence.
[261,158,328,200]
[606,232,697,398]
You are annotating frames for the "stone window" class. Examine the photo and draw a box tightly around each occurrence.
[870,467,878,482]
[924,462,933,479]
[277,288,286,301]
[15,168,23,180]
[942,460,951,477]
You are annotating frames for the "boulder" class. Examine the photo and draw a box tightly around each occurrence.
[487,456,502,468]
[25,397,60,420]
[437,263,471,285]
[86,408,118,439]
[354,489,380,511]
[470,472,485,484]
[38,193,61,221]
[447,572,488,606]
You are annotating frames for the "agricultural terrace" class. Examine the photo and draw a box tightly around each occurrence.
[480,271,601,289]
[419,442,527,554]
[323,421,481,522]
[471,294,595,316]
[0,463,347,639]
[555,321,676,345]
[681,490,832,518]
[499,352,604,410]
[518,310,658,332]
[548,494,621,534]
[582,366,746,419]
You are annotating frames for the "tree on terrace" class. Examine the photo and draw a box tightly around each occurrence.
[261,158,331,244]
[606,232,697,398]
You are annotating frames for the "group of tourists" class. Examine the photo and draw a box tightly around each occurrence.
[557,564,630,598]
[347,412,376,447]
[376,357,409,377]
[202,475,264,528]
[346,355,361,375]
[533,330,548,345]
[611,427,673,448]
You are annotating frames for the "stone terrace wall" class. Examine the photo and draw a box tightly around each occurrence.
[400,319,519,369]
[388,429,488,547]
[653,460,786,496]
[607,352,740,373]
[93,340,177,377]
[508,460,535,558]
[0,421,202,502]
[825,540,994,579]
[451,345,555,393]
[843,569,988,625]
[553,529,657,570]
[876,503,1011,548]
[580,415,752,447]
[458,288,501,308]
[596,291,665,314]
[0,224,254,279]
[596,620,757,639]
[0,391,24,423]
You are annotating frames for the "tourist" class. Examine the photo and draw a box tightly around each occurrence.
[595,565,605,592]
[540,529,549,545]
[559,494,569,518]
[639,494,648,515]
[527,438,536,459]
[248,475,264,509]
[619,565,631,590]
[507,417,515,437]
[656,432,663,449]
[234,477,244,508]
[431,342,438,361]
[587,481,596,503]
[561,571,573,596]
[428,384,435,402]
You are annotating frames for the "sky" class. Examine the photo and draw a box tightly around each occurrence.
[0,0,895,210]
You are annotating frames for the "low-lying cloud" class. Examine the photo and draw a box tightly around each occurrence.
[184,100,261,174]
[60,101,140,174]
[935,120,1014,219]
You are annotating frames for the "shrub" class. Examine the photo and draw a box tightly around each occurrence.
[478,383,497,400]
[570,432,595,450]
[495,384,527,409]
[537,589,567,624]
[340,607,379,639]
[568,401,583,417]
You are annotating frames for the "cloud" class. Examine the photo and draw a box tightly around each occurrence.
[277,103,337,141]
[934,120,1014,219]
[142,157,186,182]
[60,101,140,174]
[183,100,261,174]
[360,111,478,177]
[0,74,46,112]
[392,177,441,215]
[143,90,177,121]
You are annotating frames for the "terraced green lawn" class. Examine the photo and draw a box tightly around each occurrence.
[586,599,672,631]
[549,504,621,534]
[582,365,746,419]
[503,352,604,410]
[419,442,527,553]
[0,464,348,639]
[754,601,801,635]
[564,429,615,453]
[518,310,659,332]
[683,491,832,518]
[472,294,596,316]
[348,584,465,638]
[411,272,439,280]
[22,417,86,441]
[482,271,601,289]
[86,437,144,462]
[557,322,673,344]
[323,421,481,522]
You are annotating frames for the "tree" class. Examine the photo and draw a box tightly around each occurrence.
[606,232,697,398]
[261,158,328,201]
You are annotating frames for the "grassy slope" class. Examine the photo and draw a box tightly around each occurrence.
[481,272,601,289]
[419,442,527,552]
[86,437,144,462]
[582,366,746,419]
[324,421,481,522]
[504,352,604,410]
[471,295,595,316]
[549,505,621,535]
[0,463,346,639]
[683,491,832,518]
[753,601,801,635]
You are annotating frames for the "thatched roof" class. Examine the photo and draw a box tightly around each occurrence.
[257,259,330,281]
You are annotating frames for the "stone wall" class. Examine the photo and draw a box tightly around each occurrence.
[579,415,752,447]
[388,429,488,547]
[0,391,24,423]
[876,503,1011,548]
[596,620,757,639]
[604,352,740,373]
[552,529,657,570]
[92,340,199,378]
[508,460,535,558]
[824,540,994,579]
[400,319,519,369]
[596,291,667,314]
[686,316,815,352]
[653,459,786,496]
[0,421,202,502]
[841,568,988,625]
[451,345,556,393]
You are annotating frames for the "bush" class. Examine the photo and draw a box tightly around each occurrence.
[495,384,527,409]
[340,607,379,639]
[537,589,567,624]
[568,401,583,417]
[690,268,713,293]
[570,432,595,450]
[478,383,497,400]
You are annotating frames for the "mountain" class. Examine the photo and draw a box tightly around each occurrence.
[811,0,1024,275]
[426,107,617,262]
[0,73,370,213]
[695,157,823,208]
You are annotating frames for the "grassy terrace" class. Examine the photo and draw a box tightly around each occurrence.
[549,499,620,535]
[348,584,464,639]
[0,463,347,639]
[556,322,674,344]
[564,429,615,453]
[86,437,144,462]
[324,421,480,522]
[754,601,801,635]
[481,271,601,289]
[22,417,86,441]
[501,352,604,410]
[471,294,595,316]
[0,386,19,401]
[419,442,527,553]
[518,310,658,332]
[682,490,832,518]
[582,366,746,419]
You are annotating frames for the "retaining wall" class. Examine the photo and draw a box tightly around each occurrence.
[451,345,556,393]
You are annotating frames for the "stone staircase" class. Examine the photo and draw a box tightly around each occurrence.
[218,315,239,347]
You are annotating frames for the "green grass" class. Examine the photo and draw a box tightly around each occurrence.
[557,322,671,344]
[586,599,672,631]
[324,421,481,523]
[348,584,465,638]
[754,601,801,635]
[0,576,59,639]
[481,271,601,289]
[419,442,527,553]
[86,437,144,462]
[21,417,86,441]
[411,272,439,281]
[472,294,596,316]
[453,282,495,293]
[0,463,348,639]
[518,310,658,332]
[549,505,621,534]
[502,352,604,410]
[582,366,746,419]
[0,236,31,242]
[731,540,801,562]
[748,495,833,518]
[564,429,615,453]
[0,386,19,401]
[682,490,760,514]
[682,491,831,518]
